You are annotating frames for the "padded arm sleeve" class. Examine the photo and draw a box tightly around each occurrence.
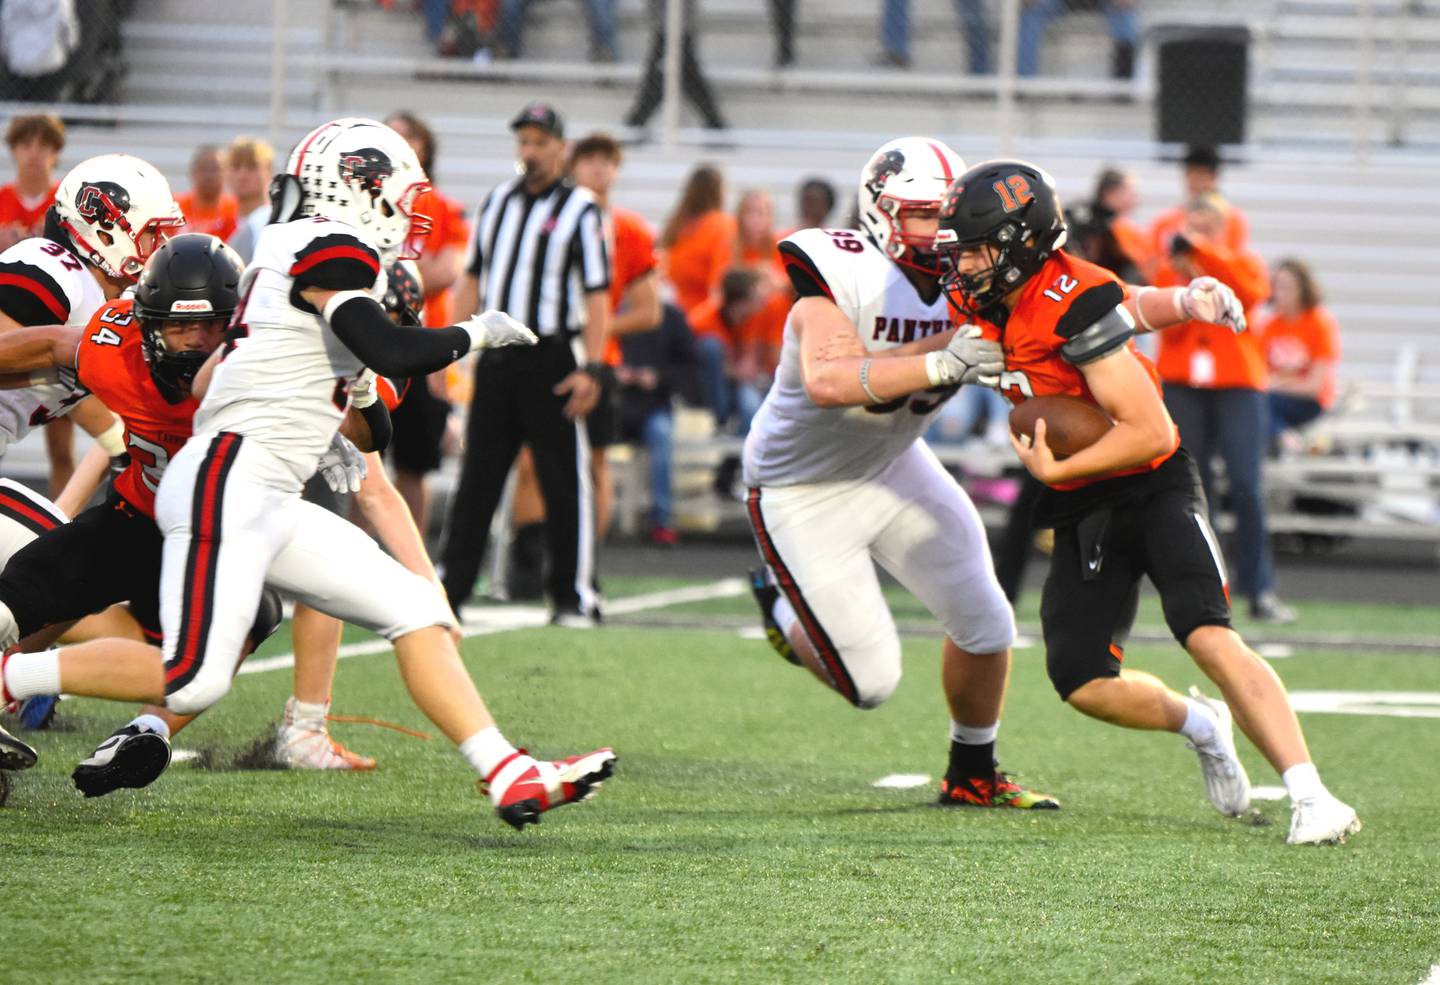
[1059,305,1136,366]
[359,399,393,454]
[327,296,471,378]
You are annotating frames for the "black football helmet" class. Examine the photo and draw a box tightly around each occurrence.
[133,233,244,399]
[934,159,1067,317]
[382,259,424,327]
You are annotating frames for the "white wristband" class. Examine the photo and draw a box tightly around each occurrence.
[1133,286,1160,333]
[924,350,947,387]
[95,417,126,456]
[321,289,373,323]
[858,358,882,404]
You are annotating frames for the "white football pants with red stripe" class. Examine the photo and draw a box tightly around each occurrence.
[746,441,1014,709]
[154,431,455,716]
[0,477,67,568]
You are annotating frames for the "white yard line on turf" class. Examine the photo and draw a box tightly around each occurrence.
[1420,965,1440,985]
[237,578,749,677]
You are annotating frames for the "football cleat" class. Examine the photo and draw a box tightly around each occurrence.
[274,723,376,771]
[1185,686,1251,817]
[749,567,800,666]
[939,771,1061,809]
[17,695,58,730]
[0,721,37,771]
[1287,794,1362,846]
[480,747,617,830]
[71,723,172,798]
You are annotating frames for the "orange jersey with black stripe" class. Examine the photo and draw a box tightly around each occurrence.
[74,298,199,518]
[962,251,1178,490]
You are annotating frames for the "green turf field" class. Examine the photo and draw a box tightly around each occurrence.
[5,580,1439,985]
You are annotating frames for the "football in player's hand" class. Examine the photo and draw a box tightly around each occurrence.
[1009,395,1113,459]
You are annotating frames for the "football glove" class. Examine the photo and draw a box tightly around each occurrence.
[348,369,378,410]
[925,324,1005,388]
[458,310,539,353]
[316,433,367,494]
[1181,276,1247,334]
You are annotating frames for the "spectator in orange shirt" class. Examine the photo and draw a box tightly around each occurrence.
[0,114,63,253]
[687,267,762,431]
[660,163,734,316]
[223,136,275,262]
[792,176,837,233]
[1154,193,1292,623]
[176,145,238,241]
[731,189,789,436]
[1257,258,1341,441]
[1150,145,1251,257]
[1092,166,1151,281]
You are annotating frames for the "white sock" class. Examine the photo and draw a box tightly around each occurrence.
[131,714,171,739]
[285,697,329,732]
[1282,762,1327,802]
[772,594,798,637]
[950,721,999,746]
[3,650,62,701]
[1178,696,1218,744]
[458,726,518,779]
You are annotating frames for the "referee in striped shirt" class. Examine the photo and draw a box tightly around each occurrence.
[442,102,612,626]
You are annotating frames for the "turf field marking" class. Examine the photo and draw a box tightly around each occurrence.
[873,774,931,789]
[1250,785,1288,801]
[237,578,749,678]
[1420,965,1440,985]
[1289,690,1440,719]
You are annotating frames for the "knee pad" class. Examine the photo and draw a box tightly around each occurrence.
[383,575,458,640]
[247,589,285,651]
[843,638,903,710]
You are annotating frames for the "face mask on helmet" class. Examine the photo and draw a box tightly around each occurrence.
[383,260,424,327]
[54,155,185,282]
[286,118,433,261]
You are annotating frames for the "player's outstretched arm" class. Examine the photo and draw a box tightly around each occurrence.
[1128,279,1247,335]
[796,297,1001,408]
[0,324,81,384]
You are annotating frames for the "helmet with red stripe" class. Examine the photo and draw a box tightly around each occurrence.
[856,137,965,267]
[53,154,184,282]
[274,118,431,262]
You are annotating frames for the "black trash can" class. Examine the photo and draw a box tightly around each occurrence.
[1155,25,1250,146]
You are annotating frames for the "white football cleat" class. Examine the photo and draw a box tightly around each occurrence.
[1185,687,1251,817]
[274,724,376,771]
[1287,794,1362,845]
[72,723,171,797]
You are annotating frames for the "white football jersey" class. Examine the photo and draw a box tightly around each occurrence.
[0,236,105,454]
[194,216,385,488]
[743,228,955,487]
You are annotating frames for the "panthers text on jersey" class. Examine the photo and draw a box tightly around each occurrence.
[74,297,198,518]
[962,250,1179,490]
[0,236,105,453]
[742,227,957,487]
[193,216,385,488]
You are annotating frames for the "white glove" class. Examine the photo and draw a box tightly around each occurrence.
[458,310,539,353]
[1180,276,1247,334]
[925,324,1005,388]
[316,433,367,494]
[348,369,378,410]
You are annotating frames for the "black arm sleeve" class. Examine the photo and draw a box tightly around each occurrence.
[359,399,393,454]
[327,296,471,378]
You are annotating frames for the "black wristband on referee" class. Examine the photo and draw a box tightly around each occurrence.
[583,361,613,386]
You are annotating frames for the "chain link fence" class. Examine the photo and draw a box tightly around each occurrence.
[0,0,133,104]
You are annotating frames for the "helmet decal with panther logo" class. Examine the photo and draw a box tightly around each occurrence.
[864,150,907,198]
[337,148,394,199]
[74,181,132,230]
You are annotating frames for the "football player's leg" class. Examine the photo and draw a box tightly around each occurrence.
[273,602,376,771]
[747,484,901,709]
[270,501,614,828]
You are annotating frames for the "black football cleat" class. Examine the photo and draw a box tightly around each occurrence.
[749,568,801,666]
[72,724,172,798]
[0,721,37,771]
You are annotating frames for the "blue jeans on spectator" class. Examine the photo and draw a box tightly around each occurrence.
[733,380,767,437]
[499,0,618,57]
[422,0,450,40]
[643,409,674,528]
[694,335,732,428]
[1018,0,1139,76]
[1163,384,1273,599]
[1267,392,1324,440]
[882,0,991,73]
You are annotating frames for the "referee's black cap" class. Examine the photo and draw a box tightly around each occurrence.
[510,102,564,138]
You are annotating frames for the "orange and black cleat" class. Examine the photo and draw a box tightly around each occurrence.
[939,771,1060,810]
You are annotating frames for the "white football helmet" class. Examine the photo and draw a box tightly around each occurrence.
[53,154,185,282]
[857,136,966,262]
[279,117,430,260]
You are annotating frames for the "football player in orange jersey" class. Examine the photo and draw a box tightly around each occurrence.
[932,160,1359,845]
